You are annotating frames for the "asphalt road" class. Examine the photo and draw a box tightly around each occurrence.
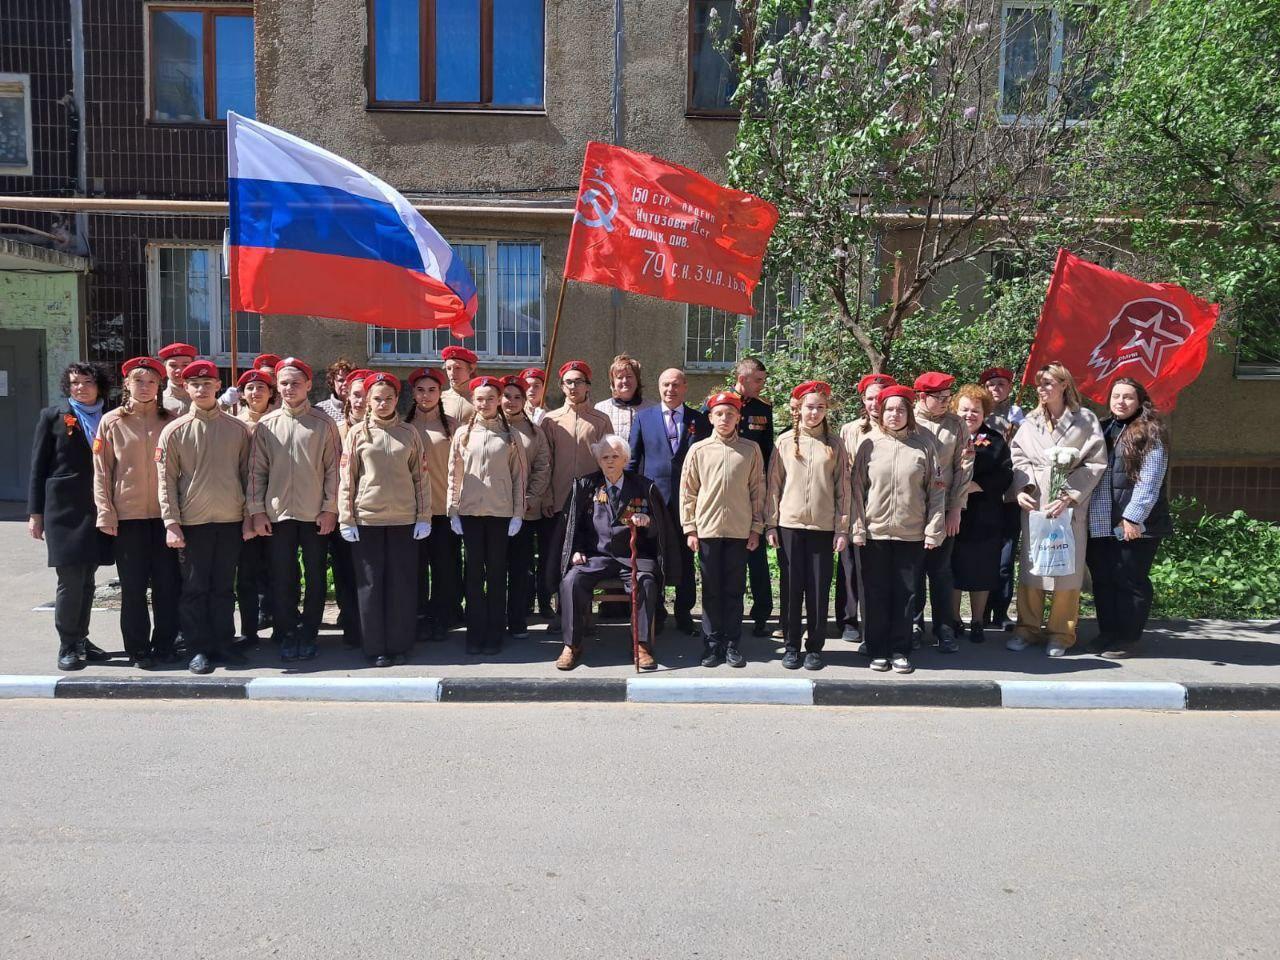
[1,703,1276,959]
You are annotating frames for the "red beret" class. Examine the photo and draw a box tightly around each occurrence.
[237,369,273,389]
[857,373,897,395]
[274,357,313,381]
[440,346,478,365]
[181,360,219,381]
[254,353,282,370]
[790,380,832,401]
[501,374,530,394]
[469,375,503,392]
[559,360,591,380]
[122,356,165,377]
[363,372,401,394]
[346,369,373,385]
[518,367,547,383]
[706,390,743,411]
[878,385,917,406]
[913,372,956,393]
[157,342,198,361]
[407,367,448,388]
[979,367,1015,383]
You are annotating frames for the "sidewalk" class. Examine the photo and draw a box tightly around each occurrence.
[3,513,1277,707]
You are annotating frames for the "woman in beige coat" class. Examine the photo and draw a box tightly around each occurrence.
[1007,363,1106,655]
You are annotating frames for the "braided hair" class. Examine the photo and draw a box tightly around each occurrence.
[791,401,833,459]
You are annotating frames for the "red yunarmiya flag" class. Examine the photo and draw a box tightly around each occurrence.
[1025,249,1220,410]
[563,141,779,314]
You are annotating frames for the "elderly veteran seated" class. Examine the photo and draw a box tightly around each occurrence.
[548,434,681,671]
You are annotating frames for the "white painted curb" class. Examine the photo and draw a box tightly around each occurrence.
[0,676,59,699]
[627,677,814,705]
[999,680,1186,710]
[245,677,442,702]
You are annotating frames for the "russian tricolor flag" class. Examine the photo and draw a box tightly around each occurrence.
[227,112,477,335]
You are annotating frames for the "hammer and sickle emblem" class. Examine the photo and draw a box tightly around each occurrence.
[575,169,619,233]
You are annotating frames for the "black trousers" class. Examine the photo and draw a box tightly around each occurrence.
[833,544,862,629]
[462,515,509,646]
[235,535,270,639]
[986,504,1021,624]
[1086,535,1162,650]
[269,519,329,644]
[862,538,926,660]
[418,515,460,630]
[179,522,243,657]
[114,518,181,658]
[329,535,360,642]
[912,535,956,632]
[698,538,748,646]
[506,518,535,634]
[352,525,417,658]
[746,541,773,626]
[54,563,97,650]
[530,515,554,613]
[560,555,658,650]
[778,527,833,653]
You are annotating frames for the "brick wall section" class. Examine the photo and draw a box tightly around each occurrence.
[1169,462,1280,522]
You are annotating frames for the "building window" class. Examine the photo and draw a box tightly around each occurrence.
[685,277,799,370]
[999,3,1099,124]
[1235,284,1280,379]
[147,5,255,123]
[370,240,543,362]
[0,73,33,176]
[148,244,261,364]
[368,0,545,109]
[687,2,802,117]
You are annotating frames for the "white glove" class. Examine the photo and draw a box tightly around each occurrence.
[507,517,523,537]
[219,386,240,407]
[413,520,431,540]
[340,525,359,543]
[450,516,464,536]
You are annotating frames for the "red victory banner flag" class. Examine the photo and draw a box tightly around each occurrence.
[563,141,779,314]
[1025,249,1220,410]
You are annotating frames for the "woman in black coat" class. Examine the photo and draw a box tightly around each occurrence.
[28,363,115,670]
[949,384,1014,645]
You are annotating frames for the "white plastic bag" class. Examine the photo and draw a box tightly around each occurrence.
[1028,508,1076,578]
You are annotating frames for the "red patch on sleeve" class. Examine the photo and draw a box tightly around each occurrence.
[92,437,103,454]
[154,447,164,463]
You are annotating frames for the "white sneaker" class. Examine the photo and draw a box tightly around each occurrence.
[855,640,868,656]
[891,656,914,674]
[870,658,891,672]
[841,625,861,642]
[1046,644,1068,657]
[1006,635,1030,651]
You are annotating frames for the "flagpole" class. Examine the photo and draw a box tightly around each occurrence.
[543,275,569,384]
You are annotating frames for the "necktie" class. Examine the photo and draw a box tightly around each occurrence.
[666,409,680,453]
[609,484,621,515]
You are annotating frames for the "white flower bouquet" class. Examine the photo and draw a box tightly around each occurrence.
[1043,445,1081,500]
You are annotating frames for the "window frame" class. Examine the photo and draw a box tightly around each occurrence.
[366,0,547,112]
[144,2,255,126]
[368,238,546,364]
[146,241,261,367]
[997,0,1096,127]
[0,73,34,176]
[685,1,745,119]
[683,277,801,372]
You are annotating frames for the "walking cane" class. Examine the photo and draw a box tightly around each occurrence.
[629,520,641,673]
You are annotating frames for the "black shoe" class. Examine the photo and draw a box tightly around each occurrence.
[234,634,260,648]
[481,636,501,655]
[725,645,746,668]
[782,649,803,670]
[700,643,723,668]
[219,648,250,667]
[911,626,925,650]
[57,648,83,671]
[188,653,213,675]
[373,655,392,668]
[134,656,157,671]
[803,651,824,671]
[751,622,771,638]
[296,637,318,660]
[153,646,180,664]
[968,622,986,644]
[280,637,299,662]
[82,640,111,662]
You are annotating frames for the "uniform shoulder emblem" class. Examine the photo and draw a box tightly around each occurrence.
[92,436,104,454]
[154,446,165,463]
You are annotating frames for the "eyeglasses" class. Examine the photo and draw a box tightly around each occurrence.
[562,378,588,388]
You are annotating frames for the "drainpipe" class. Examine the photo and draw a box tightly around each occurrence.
[69,0,88,248]
[610,0,624,353]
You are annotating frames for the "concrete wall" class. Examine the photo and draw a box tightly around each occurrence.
[0,269,82,402]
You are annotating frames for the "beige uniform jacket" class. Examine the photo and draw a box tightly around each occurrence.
[765,426,851,533]
[850,427,946,546]
[839,418,880,455]
[679,433,765,539]
[441,388,475,424]
[247,401,341,523]
[540,402,613,515]
[446,417,528,519]
[339,414,430,527]
[237,406,269,429]
[407,408,458,520]
[510,414,552,520]
[161,381,191,417]
[92,402,167,527]
[1009,406,1107,591]
[156,405,252,526]
[914,405,973,513]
